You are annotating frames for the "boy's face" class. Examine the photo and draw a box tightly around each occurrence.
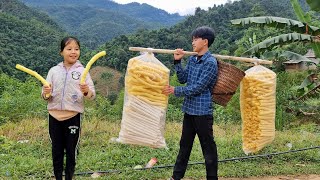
[192,37,208,53]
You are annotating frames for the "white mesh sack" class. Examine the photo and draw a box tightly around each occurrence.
[117,52,170,148]
[240,65,276,154]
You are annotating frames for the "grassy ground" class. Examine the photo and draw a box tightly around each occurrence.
[220,174,320,180]
[0,118,319,179]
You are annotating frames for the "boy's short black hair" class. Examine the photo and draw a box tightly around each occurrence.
[191,26,215,47]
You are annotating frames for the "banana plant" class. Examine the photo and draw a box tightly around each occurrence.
[230,0,320,57]
[235,32,315,55]
[231,0,320,115]
[231,17,320,55]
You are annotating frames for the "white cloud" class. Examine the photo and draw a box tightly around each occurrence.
[112,0,229,15]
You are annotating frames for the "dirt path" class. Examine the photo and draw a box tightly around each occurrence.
[219,174,320,180]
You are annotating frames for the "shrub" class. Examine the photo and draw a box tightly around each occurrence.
[0,74,46,124]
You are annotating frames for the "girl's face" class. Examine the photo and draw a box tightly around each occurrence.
[60,40,80,66]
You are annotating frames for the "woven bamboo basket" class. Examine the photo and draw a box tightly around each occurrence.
[212,60,245,106]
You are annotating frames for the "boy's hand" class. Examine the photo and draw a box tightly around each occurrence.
[162,85,175,95]
[174,48,185,60]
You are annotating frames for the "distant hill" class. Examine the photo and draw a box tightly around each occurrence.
[92,0,308,73]
[89,66,123,97]
[0,0,66,79]
[0,0,124,98]
[18,0,185,49]
[1,0,309,83]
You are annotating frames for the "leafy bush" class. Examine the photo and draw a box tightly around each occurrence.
[112,89,125,119]
[167,74,184,108]
[166,104,183,122]
[101,72,114,80]
[0,74,46,125]
[84,90,124,121]
[1,70,317,129]
[0,135,14,153]
[107,92,118,105]
[84,95,113,120]
[275,71,310,129]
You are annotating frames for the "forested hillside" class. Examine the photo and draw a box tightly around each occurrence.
[0,0,66,79]
[1,0,309,80]
[88,0,307,73]
[19,0,185,49]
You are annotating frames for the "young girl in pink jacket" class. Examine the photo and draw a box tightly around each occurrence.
[42,36,95,180]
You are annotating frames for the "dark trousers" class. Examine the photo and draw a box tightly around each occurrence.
[49,113,81,180]
[172,113,218,180]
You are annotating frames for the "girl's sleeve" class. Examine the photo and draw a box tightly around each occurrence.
[84,73,96,100]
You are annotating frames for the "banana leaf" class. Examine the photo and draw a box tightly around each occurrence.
[280,51,312,61]
[297,74,319,99]
[290,0,311,23]
[306,0,320,12]
[243,33,313,55]
[311,43,320,58]
[231,16,320,35]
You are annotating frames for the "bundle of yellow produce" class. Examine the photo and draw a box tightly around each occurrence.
[126,56,169,107]
[117,52,170,148]
[240,65,276,154]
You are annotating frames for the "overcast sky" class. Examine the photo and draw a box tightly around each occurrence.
[112,0,231,16]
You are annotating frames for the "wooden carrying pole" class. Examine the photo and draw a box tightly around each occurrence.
[129,47,273,65]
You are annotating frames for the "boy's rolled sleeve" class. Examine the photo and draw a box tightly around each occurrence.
[174,86,184,97]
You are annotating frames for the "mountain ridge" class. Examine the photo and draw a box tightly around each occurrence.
[18,0,185,49]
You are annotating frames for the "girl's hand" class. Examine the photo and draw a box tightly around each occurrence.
[43,84,52,95]
[174,48,185,60]
[79,83,89,95]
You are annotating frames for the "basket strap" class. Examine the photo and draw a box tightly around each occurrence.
[213,92,235,95]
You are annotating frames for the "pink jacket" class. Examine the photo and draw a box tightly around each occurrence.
[43,60,95,113]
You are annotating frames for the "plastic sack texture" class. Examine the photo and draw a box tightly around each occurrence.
[240,65,276,154]
[118,53,170,148]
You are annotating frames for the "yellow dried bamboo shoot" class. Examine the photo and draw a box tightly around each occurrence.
[126,58,170,104]
[16,64,51,97]
[130,74,165,89]
[128,86,163,94]
[16,64,49,86]
[80,51,106,84]
[136,95,167,107]
[240,65,276,154]
[129,69,162,82]
[129,91,167,101]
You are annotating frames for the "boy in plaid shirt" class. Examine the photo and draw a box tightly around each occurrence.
[163,26,218,180]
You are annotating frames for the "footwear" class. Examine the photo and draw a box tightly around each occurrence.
[167,177,174,180]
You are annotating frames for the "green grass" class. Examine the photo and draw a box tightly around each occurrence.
[0,118,319,179]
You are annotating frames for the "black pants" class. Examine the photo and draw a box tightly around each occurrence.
[172,113,218,180]
[49,113,81,180]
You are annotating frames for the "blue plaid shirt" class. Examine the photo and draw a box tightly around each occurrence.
[174,51,218,115]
